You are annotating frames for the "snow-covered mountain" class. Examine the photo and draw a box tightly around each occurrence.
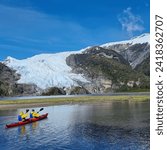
[101,33,149,47]
[2,33,150,93]
[4,51,89,89]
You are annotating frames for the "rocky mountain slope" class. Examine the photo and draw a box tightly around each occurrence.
[1,33,150,96]
[101,33,150,68]
[66,46,149,93]
[0,62,39,96]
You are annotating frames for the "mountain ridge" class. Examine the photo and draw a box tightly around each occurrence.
[1,33,150,95]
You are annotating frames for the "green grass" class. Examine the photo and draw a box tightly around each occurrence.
[117,88,150,92]
[0,95,150,105]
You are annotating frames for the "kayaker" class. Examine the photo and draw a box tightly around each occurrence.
[30,109,40,118]
[18,109,29,121]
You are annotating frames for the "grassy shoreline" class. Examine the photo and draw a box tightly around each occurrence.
[0,95,149,110]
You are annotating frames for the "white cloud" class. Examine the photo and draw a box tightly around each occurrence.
[118,7,144,36]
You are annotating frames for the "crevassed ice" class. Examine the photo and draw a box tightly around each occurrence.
[5,51,88,89]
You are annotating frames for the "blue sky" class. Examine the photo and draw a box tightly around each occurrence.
[0,0,150,60]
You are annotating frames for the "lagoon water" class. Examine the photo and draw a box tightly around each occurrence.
[0,100,149,150]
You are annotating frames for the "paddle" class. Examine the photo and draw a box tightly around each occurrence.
[37,108,44,113]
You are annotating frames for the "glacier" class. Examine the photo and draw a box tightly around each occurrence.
[4,51,89,89]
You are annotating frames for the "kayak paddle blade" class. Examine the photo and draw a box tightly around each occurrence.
[40,108,44,111]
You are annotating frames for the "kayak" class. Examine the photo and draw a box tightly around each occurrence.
[6,113,48,128]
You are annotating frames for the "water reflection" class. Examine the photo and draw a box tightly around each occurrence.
[31,122,38,131]
[70,101,149,128]
[17,122,39,143]
[17,122,39,136]
[18,126,26,136]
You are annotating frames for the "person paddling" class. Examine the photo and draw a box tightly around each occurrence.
[18,109,29,122]
[30,109,41,118]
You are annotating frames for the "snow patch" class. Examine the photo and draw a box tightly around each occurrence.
[101,33,150,48]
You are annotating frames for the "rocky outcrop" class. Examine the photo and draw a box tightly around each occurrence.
[42,87,66,96]
[13,83,39,95]
[0,62,20,83]
[0,62,39,96]
[102,43,150,69]
[67,46,129,68]
[135,56,150,76]
[66,86,90,95]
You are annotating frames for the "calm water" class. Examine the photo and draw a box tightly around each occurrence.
[0,100,150,150]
